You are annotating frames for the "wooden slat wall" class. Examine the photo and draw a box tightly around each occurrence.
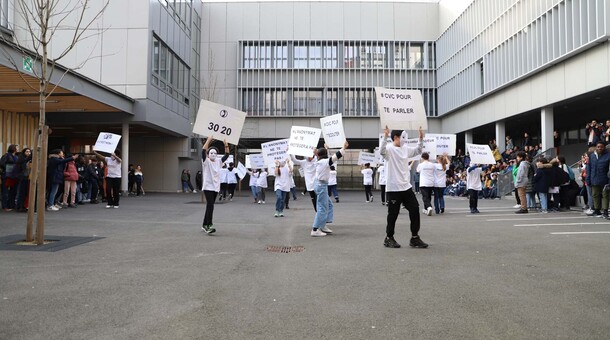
[0,110,37,153]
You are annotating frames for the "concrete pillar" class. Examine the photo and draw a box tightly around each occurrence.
[465,130,473,145]
[495,121,506,152]
[121,121,129,193]
[541,106,554,154]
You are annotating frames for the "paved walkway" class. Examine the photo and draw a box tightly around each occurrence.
[1,191,609,339]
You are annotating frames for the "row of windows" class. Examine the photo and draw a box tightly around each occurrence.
[159,0,193,36]
[242,41,434,70]
[0,0,12,29]
[241,89,437,117]
[152,36,191,105]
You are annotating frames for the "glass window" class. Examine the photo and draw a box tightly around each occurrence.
[323,45,338,69]
[294,45,308,68]
[394,43,407,69]
[409,43,423,69]
[159,46,168,79]
[344,45,357,68]
[326,90,338,115]
[260,45,271,69]
[153,38,160,74]
[273,45,288,68]
[309,45,322,69]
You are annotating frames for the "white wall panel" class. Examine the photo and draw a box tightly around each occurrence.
[359,3,379,40]
[343,3,362,40]
[126,29,148,85]
[260,3,279,40]
[101,29,128,86]
[293,2,311,39]
[226,3,244,42]
[209,4,227,42]
[562,55,585,99]
[585,44,609,91]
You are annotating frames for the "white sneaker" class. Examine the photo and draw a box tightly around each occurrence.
[513,204,521,209]
[257,200,262,204]
[53,204,62,210]
[193,190,197,193]
[422,208,427,214]
[262,201,265,204]
[426,207,433,216]
[370,196,374,202]
[311,229,327,237]
[321,227,333,234]
[113,206,119,209]
[105,205,112,209]
[47,206,59,211]
[585,209,593,215]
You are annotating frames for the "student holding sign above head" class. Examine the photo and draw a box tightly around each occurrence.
[291,153,318,211]
[311,141,349,237]
[361,163,374,202]
[466,163,487,214]
[93,150,122,209]
[200,136,230,234]
[274,158,292,217]
[380,126,429,249]
[416,153,435,216]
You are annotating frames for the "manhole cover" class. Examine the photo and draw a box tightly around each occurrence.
[266,245,305,253]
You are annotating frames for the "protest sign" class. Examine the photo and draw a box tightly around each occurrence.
[375,87,428,131]
[193,100,246,145]
[320,114,346,148]
[358,151,378,166]
[236,162,247,179]
[405,138,437,161]
[287,126,321,157]
[246,154,265,169]
[217,154,234,164]
[426,133,457,156]
[261,139,289,166]
[466,143,496,165]
[93,132,121,154]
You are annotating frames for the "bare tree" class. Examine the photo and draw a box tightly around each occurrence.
[1,0,108,244]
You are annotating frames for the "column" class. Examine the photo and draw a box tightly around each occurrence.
[465,130,473,145]
[121,121,129,193]
[495,121,506,152]
[541,106,554,154]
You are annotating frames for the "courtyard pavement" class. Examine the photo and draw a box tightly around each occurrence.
[1,190,609,339]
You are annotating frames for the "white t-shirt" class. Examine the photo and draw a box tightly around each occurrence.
[257,171,268,188]
[248,171,258,186]
[315,150,343,183]
[226,168,238,184]
[361,168,374,185]
[292,156,317,191]
[380,138,423,192]
[328,170,337,186]
[466,166,483,191]
[274,165,291,192]
[416,161,435,187]
[105,157,121,178]
[220,168,229,184]
[377,165,386,186]
[434,163,447,188]
[201,156,225,192]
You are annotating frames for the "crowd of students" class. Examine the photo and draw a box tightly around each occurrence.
[0,144,144,212]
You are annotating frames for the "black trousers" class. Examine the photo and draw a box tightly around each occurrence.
[380,185,386,203]
[203,190,218,226]
[386,189,420,239]
[468,189,479,209]
[309,190,317,211]
[227,183,237,198]
[420,186,433,209]
[364,185,373,201]
[106,177,121,206]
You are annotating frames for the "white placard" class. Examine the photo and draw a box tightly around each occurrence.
[320,114,346,148]
[245,154,265,169]
[217,155,234,165]
[358,151,378,166]
[466,143,497,165]
[192,99,246,145]
[375,87,428,131]
[93,132,121,154]
[287,126,322,157]
[236,162,247,179]
[426,133,457,156]
[405,138,437,161]
[261,139,290,166]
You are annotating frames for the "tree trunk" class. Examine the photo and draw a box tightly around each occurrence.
[35,89,48,245]
[25,129,40,241]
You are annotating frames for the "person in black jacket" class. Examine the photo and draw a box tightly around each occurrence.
[1,144,18,211]
[86,158,100,204]
[533,157,552,213]
[14,148,32,212]
[46,149,77,211]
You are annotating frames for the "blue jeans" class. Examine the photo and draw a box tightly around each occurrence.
[538,192,548,211]
[47,183,60,207]
[526,192,537,209]
[313,181,333,229]
[250,185,258,200]
[433,187,445,213]
[275,189,285,213]
[328,185,338,199]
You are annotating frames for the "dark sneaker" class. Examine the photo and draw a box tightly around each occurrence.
[384,237,401,248]
[587,210,601,217]
[473,209,480,213]
[515,209,528,214]
[409,237,428,248]
[208,225,216,234]
[201,225,210,233]
[440,208,445,213]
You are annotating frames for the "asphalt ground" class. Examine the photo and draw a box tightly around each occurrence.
[1,190,609,339]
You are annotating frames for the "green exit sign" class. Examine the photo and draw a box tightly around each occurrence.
[23,56,33,72]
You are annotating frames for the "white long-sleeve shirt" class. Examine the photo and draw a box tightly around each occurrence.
[377,165,386,186]
[434,164,447,188]
[416,161,435,187]
[201,152,229,192]
[380,137,423,192]
[315,149,344,183]
[291,155,317,191]
[361,168,373,185]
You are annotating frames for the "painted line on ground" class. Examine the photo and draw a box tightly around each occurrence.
[465,213,583,218]
[550,231,610,235]
[514,222,610,227]
[487,216,588,222]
